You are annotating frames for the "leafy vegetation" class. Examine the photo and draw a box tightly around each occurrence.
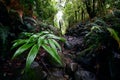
[0,25,9,56]
[12,31,65,72]
[107,28,120,48]
[0,0,120,80]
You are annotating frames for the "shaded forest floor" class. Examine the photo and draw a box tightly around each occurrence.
[0,3,120,80]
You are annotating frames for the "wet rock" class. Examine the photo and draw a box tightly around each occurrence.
[45,52,65,68]
[64,41,73,49]
[76,52,96,73]
[20,61,47,80]
[65,61,78,79]
[32,62,47,80]
[47,68,65,80]
[70,63,78,72]
[67,62,78,72]
[68,37,74,41]
[30,61,40,69]
[113,51,120,59]
[75,68,96,80]
[64,36,84,50]
[63,54,73,67]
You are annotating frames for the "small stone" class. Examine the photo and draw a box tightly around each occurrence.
[47,68,65,80]
[74,69,96,80]
[70,63,78,72]
[30,61,39,69]
[64,41,73,49]
[68,37,73,41]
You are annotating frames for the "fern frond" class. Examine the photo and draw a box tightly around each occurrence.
[107,28,120,48]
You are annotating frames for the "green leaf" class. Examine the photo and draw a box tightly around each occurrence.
[48,39,61,61]
[27,35,37,43]
[42,45,62,65]
[58,37,66,42]
[12,43,34,59]
[38,31,50,36]
[48,39,57,51]
[51,39,62,51]
[38,35,46,47]
[47,34,66,42]
[21,32,33,37]
[47,34,60,39]
[25,44,39,72]
[107,28,120,47]
[11,39,28,49]
[48,39,62,52]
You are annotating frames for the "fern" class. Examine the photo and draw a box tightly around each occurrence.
[107,27,120,48]
[12,31,65,72]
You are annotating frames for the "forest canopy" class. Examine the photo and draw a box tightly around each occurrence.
[1,0,119,33]
[0,0,120,80]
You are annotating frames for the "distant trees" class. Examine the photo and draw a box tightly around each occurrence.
[1,0,119,32]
